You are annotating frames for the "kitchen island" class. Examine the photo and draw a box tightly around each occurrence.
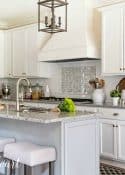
[0,104,99,175]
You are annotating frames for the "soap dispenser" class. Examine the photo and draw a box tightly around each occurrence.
[44,85,50,97]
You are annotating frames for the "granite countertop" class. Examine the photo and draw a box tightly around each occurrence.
[1,98,125,109]
[75,102,125,109]
[0,104,97,124]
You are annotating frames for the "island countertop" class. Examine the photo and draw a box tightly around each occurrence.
[0,104,98,124]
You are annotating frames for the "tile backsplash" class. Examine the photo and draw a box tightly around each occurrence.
[0,60,124,101]
[61,66,96,96]
[0,78,48,99]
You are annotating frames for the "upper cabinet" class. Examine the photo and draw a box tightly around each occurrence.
[4,24,52,78]
[12,27,28,77]
[100,3,125,75]
[4,30,12,77]
[0,31,5,77]
[38,0,101,61]
[12,25,39,77]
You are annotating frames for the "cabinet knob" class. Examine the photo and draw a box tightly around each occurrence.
[113,125,118,128]
[120,68,123,71]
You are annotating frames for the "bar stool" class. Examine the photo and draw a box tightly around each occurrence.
[4,142,56,175]
[0,137,15,156]
[0,137,15,174]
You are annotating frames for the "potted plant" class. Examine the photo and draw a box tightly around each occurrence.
[110,89,121,106]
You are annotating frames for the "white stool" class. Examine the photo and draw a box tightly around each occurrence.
[0,137,15,175]
[4,142,56,175]
[0,137,15,155]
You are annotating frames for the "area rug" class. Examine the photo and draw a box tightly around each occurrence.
[100,163,125,174]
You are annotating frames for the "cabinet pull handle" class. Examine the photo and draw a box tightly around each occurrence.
[22,73,26,75]
[113,113,119,116]
[113,125,118,128]
[120,68,123,70]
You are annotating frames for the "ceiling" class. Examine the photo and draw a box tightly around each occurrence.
[0,0,44,29]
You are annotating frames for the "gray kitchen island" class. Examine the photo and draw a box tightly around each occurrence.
[0,105,99,175]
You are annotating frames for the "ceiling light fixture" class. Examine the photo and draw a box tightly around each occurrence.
[38,0,68,33]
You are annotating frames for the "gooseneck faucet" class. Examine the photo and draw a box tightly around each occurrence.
[16,78,31,111]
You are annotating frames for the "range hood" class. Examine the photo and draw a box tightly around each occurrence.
[38,0,101,62]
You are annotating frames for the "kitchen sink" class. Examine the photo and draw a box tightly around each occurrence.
[24,107,50,113]
[8,104,50,113]
[20,105,51,113]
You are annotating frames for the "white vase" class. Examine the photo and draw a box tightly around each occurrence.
[112,97,119,106]
[92,89,106,105]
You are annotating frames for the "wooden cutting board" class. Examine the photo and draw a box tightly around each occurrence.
[116,78,125,91]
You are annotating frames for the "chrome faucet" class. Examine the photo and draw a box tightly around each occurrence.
[16,78,31,111]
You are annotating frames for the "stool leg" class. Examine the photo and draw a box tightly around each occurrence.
[13,161,16,175]
[49,162,54,175]
[9,160,13,175]
[24,165,32,175]
[24,165,27,175]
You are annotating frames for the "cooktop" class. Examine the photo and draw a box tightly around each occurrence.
[40,97,93,104]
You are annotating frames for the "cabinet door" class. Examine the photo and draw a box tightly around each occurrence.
[102,7,124,74]
[12,28,27,77]
[26,25,38,77]
[0,31,4,77]
[64,120,99,175]
[117,121,125,161]
[4,31,12,77]
[100,119,117,159]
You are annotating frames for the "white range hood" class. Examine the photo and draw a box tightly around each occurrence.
[38,0,101,62]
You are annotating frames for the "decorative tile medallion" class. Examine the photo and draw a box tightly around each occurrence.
[61,66,96,96]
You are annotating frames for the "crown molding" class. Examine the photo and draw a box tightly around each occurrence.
[96,0,125,8]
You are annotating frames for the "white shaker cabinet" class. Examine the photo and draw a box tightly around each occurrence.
[100,3,125,75]
[4,31,12,77]
[0,31,4,77]
[12,25,39,77]
[25,25,38,77]
[4,24,52,78]
[64,119,99,175]
[101,5,124,75]
[100,119,117,159]
[117,121,125,161]
[12,27,27,77]
[100,109,125,162]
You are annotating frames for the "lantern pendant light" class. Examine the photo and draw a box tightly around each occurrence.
[38,0,68,33]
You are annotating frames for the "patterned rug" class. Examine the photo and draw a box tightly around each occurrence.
[100,163,125,174]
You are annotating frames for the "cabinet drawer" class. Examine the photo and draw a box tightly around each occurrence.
[77,106,99,112]
[100,108,125,118]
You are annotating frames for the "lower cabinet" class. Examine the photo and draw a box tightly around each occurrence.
[117,121,125,161]
[100,119,125,162]
[64,119,99,175]
[100,119,117,159]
